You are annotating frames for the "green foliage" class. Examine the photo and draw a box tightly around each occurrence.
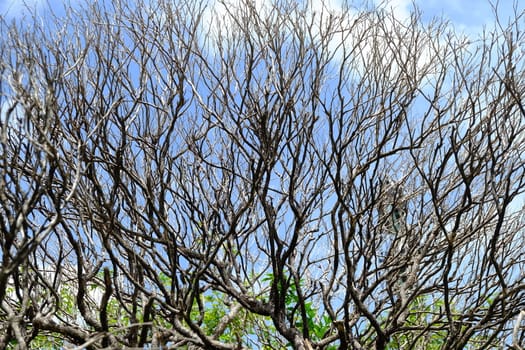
[285,282,332,342]
[4,285,66,349]
[384,296,499,349]
[386,295,447,349]
[184,273,338,349]
[189,290,256,345]
[24,270,335,349]
[58,286,75,318]
[263,273,335,348]
[27,334,64,350]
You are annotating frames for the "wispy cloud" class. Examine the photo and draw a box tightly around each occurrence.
[0,0,48,19]
[376,0,412,21]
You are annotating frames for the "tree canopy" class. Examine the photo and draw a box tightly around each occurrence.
[1,0,525,349]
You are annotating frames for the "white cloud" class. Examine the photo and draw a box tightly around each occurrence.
[199,0,444,84]
[200,0,272,41]
[0,0,47,18]
[376,0,412,22]
[308,0,344,14]
[0,98,30,144]
[200,0,348,47]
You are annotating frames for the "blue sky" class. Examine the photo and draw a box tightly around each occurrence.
[1,0,523,30]
[414,0,524,33]
[375,0,524,38]
[1,0,524,331]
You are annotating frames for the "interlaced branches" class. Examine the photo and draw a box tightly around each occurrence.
[1,0,525,349]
